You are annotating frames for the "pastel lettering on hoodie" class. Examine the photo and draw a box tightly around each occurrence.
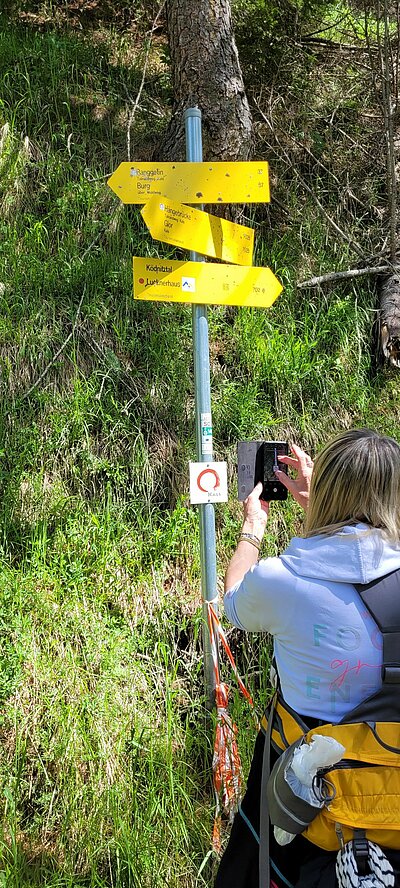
[330,682,351,710]
[314,624,361,650]
[329,658,381,689]
[224,524,400,721]
[313,624,329,646]
[306,677,320,699]
[336,627,361,651]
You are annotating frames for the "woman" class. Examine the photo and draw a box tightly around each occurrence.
[215,428,400,888]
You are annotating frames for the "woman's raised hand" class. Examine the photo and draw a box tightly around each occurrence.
[242,482,269,536]
[275,443,314,511]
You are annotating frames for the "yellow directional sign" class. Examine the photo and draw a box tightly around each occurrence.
[133,258,282,308]
[141,195,254,266]
[108,161,270,205]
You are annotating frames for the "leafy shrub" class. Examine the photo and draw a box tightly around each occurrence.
[232,0,340,74]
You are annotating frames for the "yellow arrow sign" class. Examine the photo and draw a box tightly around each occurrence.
[108,161,270,205]
[133,258,282,308]
[141,195,254,266]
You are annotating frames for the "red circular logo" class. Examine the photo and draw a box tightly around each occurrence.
[197,468,220,493]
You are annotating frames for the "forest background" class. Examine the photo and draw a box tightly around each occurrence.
[1,0,400,885]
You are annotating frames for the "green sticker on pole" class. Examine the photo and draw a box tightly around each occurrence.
[201,412,213,456]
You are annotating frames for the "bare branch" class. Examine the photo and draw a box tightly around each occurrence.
[126,0,167,161]
[255,102,366,258]
[298,263,400,288]
[20,218,116,401]
[21,288,86,401]
[298,37,370,52]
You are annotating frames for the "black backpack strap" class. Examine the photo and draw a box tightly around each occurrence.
[344,567,400,722]
[354,567,400,685]
[259,693,276,888]
[353,829,369,876]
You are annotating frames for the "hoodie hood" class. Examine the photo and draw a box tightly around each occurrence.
[280,523,400,584]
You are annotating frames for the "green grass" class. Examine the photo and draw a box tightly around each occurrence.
[0,1,400,885]
[0,558,216,887]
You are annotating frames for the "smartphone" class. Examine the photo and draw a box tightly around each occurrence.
[237,440,289,501]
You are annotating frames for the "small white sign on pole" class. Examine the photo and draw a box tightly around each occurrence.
[189,461,228,504]
[200,411,213,455]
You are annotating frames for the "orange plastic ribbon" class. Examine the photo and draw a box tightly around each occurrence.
[207,602,259,853]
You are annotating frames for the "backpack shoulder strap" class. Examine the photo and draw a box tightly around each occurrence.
[342,567,400,722]
[354,567,400,685]
[259,694,276,888]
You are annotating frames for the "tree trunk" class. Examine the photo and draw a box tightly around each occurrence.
[376,0,400,366]
[157,0,252,162]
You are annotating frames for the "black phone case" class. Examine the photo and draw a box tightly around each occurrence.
[237,441,288,501]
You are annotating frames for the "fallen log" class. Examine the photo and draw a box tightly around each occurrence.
[378,271,400,368]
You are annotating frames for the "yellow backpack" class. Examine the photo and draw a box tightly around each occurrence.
[264,696,400,852]
[260,569,400,863]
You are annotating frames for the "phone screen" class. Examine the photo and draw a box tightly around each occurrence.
[262,441,288,501]
[237,440,289,501]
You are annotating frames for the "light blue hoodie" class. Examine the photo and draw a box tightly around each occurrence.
[224,524,400,722]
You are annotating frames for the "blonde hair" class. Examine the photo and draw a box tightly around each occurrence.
[304,428,400,541]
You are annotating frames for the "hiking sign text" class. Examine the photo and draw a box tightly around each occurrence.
[107,161,270,205]
[141,195,254,265]
[133,258,282,308]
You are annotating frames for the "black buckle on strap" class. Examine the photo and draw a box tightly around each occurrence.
[382,665,400,684]
[353,832,369,876]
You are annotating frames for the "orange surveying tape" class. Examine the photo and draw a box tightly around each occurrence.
[208,603,256,710]
[206,603,259,853]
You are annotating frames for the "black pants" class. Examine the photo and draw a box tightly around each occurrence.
[214,729,400,888]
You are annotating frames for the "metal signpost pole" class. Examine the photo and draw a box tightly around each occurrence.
[184,107,218,706]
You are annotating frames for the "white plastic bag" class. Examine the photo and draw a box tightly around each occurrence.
[274,734,345,846]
